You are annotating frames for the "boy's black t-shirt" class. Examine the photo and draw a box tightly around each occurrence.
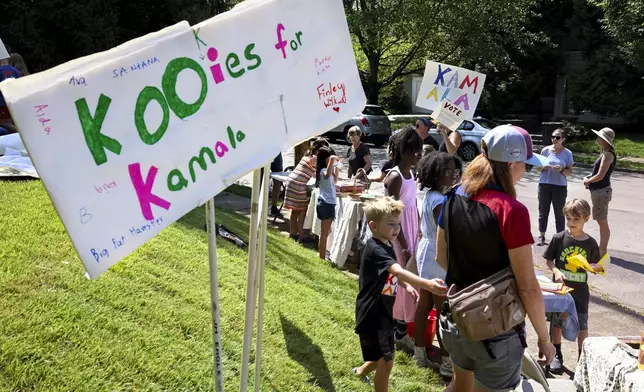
[543,230,600,313]
[355,238,398,334]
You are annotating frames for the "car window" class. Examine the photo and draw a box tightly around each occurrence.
[362,106,386,116]
[474,119,497,129]
[458,121,474,131]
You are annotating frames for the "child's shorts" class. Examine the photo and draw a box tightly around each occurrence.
[358,330,394,362]
[316,198,336,221]
[554,281,590,330]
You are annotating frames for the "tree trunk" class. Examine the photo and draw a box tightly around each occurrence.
[366,53,380,104]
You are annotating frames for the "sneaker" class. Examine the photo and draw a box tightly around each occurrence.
[537,235,546,246]
[414,346,441,369]
[548,354,564,374]
[394,334,415,354]
[352,368,370,384]
[289,234,299,241]
[439,356,453,378]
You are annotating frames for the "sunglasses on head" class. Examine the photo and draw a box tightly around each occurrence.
[552,136,562,140]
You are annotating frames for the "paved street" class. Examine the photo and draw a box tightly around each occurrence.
[518,167,644,314]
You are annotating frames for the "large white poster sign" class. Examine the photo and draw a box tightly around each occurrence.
[415,61,486,120]
[0,0,366,278]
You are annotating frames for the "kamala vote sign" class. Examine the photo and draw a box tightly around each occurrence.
[415,61,486,120]
[0,0,366,278]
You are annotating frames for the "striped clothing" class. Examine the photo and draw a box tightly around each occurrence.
[284,156,315,211]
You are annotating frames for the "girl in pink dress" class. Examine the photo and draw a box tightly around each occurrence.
[383,125,423,353]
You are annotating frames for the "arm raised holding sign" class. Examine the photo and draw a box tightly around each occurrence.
[437,123,462,155]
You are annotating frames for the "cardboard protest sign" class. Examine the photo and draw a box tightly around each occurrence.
[416,61,486,120]
[0,0,365,278]
[430,100,466,132]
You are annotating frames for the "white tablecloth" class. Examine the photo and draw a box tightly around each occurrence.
[304,188,364,268]
[575,337,644,392]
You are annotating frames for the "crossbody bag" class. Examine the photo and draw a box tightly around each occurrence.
[442,190,527,345]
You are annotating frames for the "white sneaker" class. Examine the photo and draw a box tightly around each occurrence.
[439,356,453,378]
[394,334,415,354]
[414,346,441,369]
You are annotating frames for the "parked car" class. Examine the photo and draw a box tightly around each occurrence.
[426,117,498,161]
[324,105,391,147]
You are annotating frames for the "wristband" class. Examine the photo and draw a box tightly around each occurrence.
[538,337,551,344]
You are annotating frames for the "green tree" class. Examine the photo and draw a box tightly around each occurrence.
[344,0,537,104]
[598,0,644,72]
[564,0,644,122]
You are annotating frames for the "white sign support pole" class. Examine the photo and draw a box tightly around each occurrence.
[205,199,224,392]
[254,166,270,391]
[239,169,263,392]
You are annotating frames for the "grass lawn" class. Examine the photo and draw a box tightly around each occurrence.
[573,153,644,171]
[0,180,444,391]
[567,133,644,158]
[390,118,420,130]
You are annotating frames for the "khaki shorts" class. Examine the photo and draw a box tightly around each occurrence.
[590,187,612,221]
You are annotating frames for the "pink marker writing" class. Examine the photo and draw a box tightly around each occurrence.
[128,163,171,220]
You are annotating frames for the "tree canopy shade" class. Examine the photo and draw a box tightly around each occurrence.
[598,0,644,72]
[343,0,538,104]
[0,0,240,72]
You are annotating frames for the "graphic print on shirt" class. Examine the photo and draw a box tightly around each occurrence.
[381,273,398,296]
[560,246,588,283]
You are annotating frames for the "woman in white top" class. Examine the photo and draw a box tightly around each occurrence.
[536,129,574,245]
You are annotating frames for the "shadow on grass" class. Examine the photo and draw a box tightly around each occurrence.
[280,313,335,392]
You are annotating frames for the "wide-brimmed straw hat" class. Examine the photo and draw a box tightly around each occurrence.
[592,127,615,147]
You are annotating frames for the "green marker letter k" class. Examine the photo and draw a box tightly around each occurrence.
[75,94,122,166]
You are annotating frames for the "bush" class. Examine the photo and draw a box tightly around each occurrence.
[559,121,593,143]
[380,81,410,114]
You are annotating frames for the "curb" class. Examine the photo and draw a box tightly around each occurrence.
[573,162,644,174]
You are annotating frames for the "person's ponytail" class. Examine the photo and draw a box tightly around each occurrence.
[462,141,516,198]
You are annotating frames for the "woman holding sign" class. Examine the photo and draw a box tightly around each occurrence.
[437,123,462,156]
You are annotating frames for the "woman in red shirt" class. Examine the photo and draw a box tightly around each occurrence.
[436,125,556,391]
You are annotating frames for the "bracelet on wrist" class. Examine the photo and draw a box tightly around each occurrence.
[538,337,551,344]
